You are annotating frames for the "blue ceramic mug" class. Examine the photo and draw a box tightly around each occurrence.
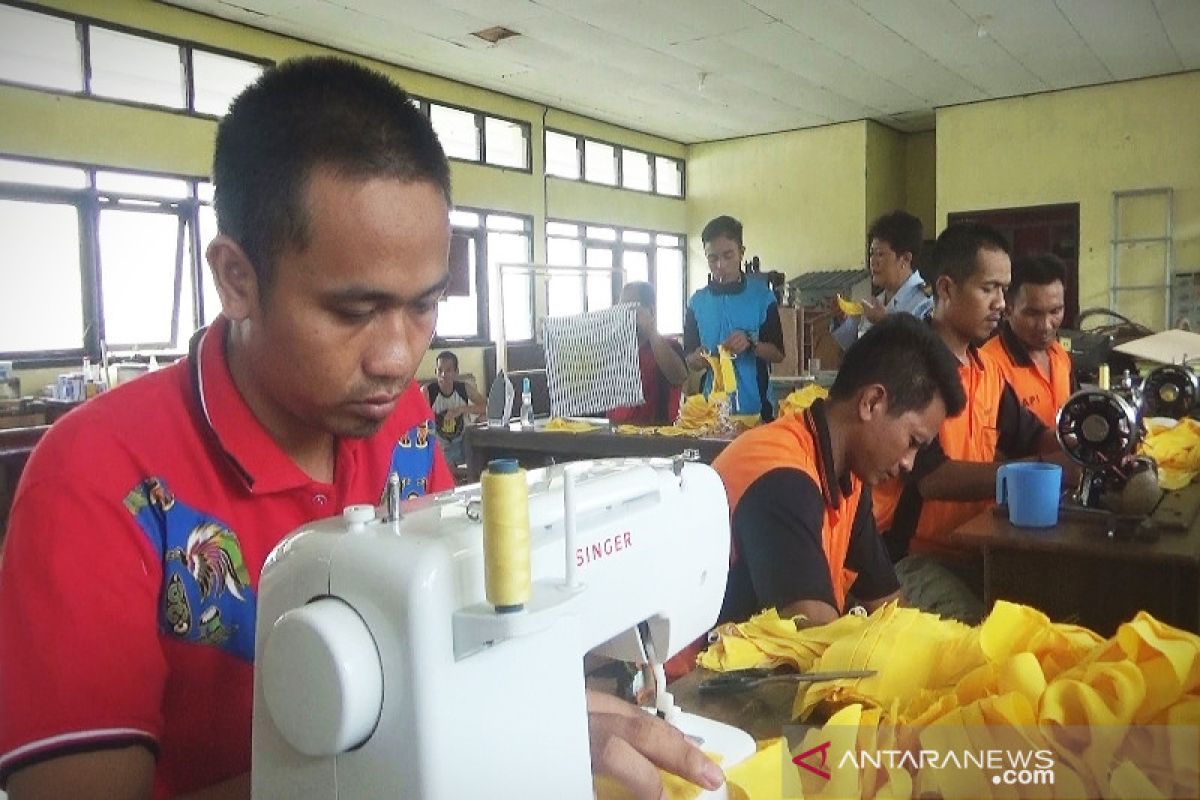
[996,462,1062,528]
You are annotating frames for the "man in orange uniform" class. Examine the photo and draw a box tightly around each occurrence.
[981,253,1074,428]
[877,224,1071,620]
[712,314,965,627]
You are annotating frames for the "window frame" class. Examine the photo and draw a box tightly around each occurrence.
[0,0,272,121]
[0,154,213,367]
[433,206,535,347]
[545,218,688,335]
[413,95,533,174]
[543,128,686,198]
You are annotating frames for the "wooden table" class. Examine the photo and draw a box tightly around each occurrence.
[463,423,735,481]
[950,485,1200,634]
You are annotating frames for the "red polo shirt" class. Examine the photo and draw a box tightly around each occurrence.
[0,317,451,797]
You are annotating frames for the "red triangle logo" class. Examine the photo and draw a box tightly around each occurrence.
[792,740,833,780]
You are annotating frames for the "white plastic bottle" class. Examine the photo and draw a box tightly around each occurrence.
[519,377,534,430]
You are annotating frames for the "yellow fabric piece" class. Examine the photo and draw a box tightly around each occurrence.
[837,293,864,316]
[1140,418,1200,489]
[701,346,739,395]
[699,601,1200,799]
[543,417,601,433]
[778,384,830,417]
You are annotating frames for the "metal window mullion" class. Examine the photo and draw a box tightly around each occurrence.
[182,45,196,113]
[476,112,486,164]
[187,194,205,325]
[474,227,487,339]
[79,20,92,95]
[170,212,186,349]
[80,187,103,359]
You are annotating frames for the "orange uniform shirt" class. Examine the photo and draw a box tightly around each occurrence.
[981,322,1073,428]
[879,345,1047,557]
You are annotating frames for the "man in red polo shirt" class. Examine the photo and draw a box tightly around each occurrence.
[0,58,720,800]
[981,253,1074,428]
[712,314,965,627]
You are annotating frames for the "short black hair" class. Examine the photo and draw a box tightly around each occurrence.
[620,280,656,310]
[868,210,923,259]
[1009,253,1066,300]
[829,314,965,418]
[435,350,459,370]
[926,222,1010,298]
[213,56,451,293]
[701,215,743,247]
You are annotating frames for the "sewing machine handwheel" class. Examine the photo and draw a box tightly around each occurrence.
[1056,389,1137,467]
[1141,364,1199,419]
[260,596,384,757]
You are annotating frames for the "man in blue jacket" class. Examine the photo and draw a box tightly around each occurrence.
[684,215,784,420]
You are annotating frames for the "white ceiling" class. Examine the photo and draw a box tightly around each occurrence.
[163,0,1200,144]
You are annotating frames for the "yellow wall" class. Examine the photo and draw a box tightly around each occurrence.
[685,121,868,288]
[937,71,1200,316]
[904,130,936,235]
[864,121,907,235]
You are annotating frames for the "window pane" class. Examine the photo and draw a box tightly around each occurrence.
[655,156,683,196]
[548,269,584,317]
[179,218,200,341]
[623,249,649,283]
[0,6,81,92]
[486,214,526,232]
[450,209,480,227]
[623,230,651,245]
[90,28,184,109]
[484,117,527,169]
[0,199,83,351]
[437,230,479,338]
[584,140,617,185]
[430,104,480,161]
[192,49,263,117]
[0,5,80,92]
[656,247,685,335]
[586,226,616,242]
[96,170,190,199]
[0,157,87,189]
[546,221,578,237]
[198,204,221,325]
[656,233,680,247]
[545,131,579,179]
[621,149,651,191]
[99,208,181,346]
[491,231,532,341]
[586,247,614,312]
[547,236,582,267]
[196,180,215,203]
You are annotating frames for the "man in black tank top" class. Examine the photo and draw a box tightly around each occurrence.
[424,350,485,466]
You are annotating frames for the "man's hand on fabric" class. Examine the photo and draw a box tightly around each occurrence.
[586,689,724,799]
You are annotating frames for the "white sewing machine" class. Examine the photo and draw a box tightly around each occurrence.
[252,458,754,799]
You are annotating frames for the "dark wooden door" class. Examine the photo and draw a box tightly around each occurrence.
[948,204,1080,327]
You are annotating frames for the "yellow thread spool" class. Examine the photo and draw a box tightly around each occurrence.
[1098,363,1111,391]
[480,458,531,612]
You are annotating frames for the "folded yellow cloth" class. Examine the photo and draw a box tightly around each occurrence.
[699,601,1200,799]
[778,384,830,417]
[837,293,864,316]
[542,417,601,433]
[1141,417,1200,490]
[594,739,788,800]
[702,346,739,395]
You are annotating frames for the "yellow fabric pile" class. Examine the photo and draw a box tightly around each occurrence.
[836,294,864,317]
[699,602,1200,798]
[778,384,830,417]
[1140,417,1200,490]
[595,738,788,800]
[613,392,761,438]
[542,417,601,433]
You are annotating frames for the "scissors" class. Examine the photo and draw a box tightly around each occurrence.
[697,667,877,695]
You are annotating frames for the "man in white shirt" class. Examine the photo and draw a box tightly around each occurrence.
[834,210,933,350]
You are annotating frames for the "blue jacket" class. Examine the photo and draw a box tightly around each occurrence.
[688,277,777,416]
